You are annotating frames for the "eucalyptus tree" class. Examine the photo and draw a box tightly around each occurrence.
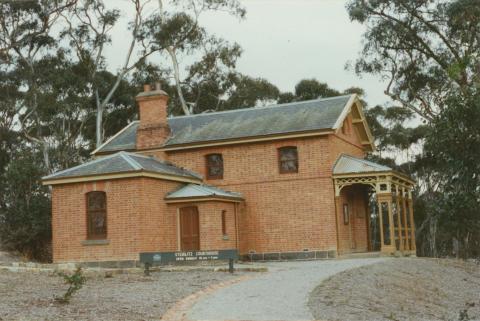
[0,148,51,260]
[0,0,77,171]
[347,0,480,258]
[278,79,363,103]
[346,0,480,121]
[137,0,246,116]
[423,91,480,259]
[61,0,246,147]
[60,0,149,148]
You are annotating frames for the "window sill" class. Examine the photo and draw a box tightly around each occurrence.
[222,235,230,241]
[82,239,110,246]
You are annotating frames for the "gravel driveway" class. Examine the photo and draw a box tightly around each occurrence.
[308,258,480,321]
[188,257,386,321]
[0,269,240,321]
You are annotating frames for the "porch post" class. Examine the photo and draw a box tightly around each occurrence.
[408,188,416,252]
[377,196,385,247]
[378,193,395,254]
[401,188,410,251]
[395,185,404,251]
[365,189,372,252]
[387,199,395,252]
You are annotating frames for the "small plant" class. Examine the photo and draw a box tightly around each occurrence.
[458,302,475,321]
[55,267,86,304]
[459,309,470,321]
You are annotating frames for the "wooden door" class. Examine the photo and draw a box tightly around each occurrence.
[180,206,200,251]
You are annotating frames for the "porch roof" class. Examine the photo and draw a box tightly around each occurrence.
[332,154,415,197]
[165,184,243,203]
[333,154,392,175]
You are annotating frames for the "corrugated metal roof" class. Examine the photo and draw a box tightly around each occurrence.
[43,152,201,181]
[165,184,243,200]
[333,154,391,175]
[94,95,352,154]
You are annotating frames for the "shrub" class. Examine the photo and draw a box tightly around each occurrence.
[0,151,51,261]
[55,267,87,304]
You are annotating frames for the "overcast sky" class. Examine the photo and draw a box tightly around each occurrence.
[104,0,390,107]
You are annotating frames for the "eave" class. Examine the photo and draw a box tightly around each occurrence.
[333,94,375,152]
[155,129,334,152]
[42,170,202,186]
[332,170,415,186]
[164,195,244,204]
[165,195,244,204]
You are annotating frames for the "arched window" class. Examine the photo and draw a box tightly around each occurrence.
[86,191,107,239]
[206,153,224,179]
[278,146,298,173]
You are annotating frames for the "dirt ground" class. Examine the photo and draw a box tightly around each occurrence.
[0,269,240,321]
[308,258,480,321]
[0,251,21,264]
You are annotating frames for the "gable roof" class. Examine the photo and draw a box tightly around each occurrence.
[93,94,372,154]
[166,95,351,146]
[333,154,392,175]
[165,184,243,203]
[42,151,202,185]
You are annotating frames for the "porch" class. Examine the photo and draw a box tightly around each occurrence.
[333,155,416,256]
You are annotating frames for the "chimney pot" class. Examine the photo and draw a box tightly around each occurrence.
[154,82,162,91]
[143,84,151,92]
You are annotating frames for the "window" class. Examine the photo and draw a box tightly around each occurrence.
[206,154,223,179]
[86,191,107,239]
[278,146,298,173]
[221,210,227,236]
[343,203,349,225]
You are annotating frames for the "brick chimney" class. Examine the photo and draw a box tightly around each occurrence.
[136,82,170,150]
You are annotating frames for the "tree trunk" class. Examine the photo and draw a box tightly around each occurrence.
[95,90,103,148]
[167,46,191,115]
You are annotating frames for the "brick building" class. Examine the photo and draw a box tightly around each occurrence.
[43,84,416,265]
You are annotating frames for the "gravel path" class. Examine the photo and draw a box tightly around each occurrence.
[0,269,240,321]
[308,258,480,321]
[188,258,386,321]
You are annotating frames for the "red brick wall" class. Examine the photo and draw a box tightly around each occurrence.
[195,202,237,250]
[156,135,344,255]
[51,177,240,263]
[52,108,371,261]
[336,185,369,254]
[330,118,368,255]
[137,178,183,254]
[52,178,150,263]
